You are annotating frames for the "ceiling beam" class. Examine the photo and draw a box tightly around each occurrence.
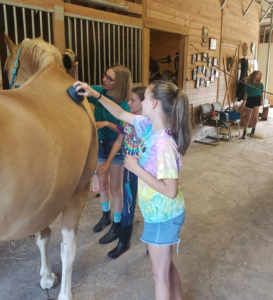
[260,2,273,24]
[243,0,255,18]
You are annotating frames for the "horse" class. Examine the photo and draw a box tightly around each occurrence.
[1,33,98,300]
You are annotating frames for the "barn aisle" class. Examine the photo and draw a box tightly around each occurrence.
[1,113,273,300]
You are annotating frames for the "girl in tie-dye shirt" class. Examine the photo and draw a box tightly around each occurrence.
[97,86,146,260]
[75,80,191,300]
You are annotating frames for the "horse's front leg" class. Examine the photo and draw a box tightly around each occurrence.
[36,227,59,289]
[58,182,90,300]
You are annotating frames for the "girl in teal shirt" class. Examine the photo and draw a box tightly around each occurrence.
[241,71,264,139]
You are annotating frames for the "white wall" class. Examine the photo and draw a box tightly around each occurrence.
[258,43,273,104]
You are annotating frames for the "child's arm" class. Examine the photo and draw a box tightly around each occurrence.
[124,155,178,199]
[96,121,119,133]
[74,81,134,125]
[241,92,247,108]
[97,134,125,176]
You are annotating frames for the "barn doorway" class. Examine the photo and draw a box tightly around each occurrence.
[149,29,188,90]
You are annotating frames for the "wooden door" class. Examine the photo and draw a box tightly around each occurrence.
[218,43,239,107]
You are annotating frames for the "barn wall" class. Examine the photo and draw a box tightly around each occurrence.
[146,0,261,140]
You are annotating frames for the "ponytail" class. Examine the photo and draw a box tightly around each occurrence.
[149,80,191,155]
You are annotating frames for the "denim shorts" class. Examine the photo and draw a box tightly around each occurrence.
[141,212,185,246]
[97,139,124,164]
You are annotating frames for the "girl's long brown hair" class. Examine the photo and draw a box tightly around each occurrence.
[108,65,132,103]
[246,71,262,88]
[150,80,191,155]
[132,86,146,102]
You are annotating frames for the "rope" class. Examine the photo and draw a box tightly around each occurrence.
[190,43,273,96]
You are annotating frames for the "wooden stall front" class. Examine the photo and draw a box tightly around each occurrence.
[0,0,262,140]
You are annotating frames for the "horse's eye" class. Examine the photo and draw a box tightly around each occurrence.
[4,69,8,74]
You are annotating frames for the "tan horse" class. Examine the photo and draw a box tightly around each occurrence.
[1,33,98,300]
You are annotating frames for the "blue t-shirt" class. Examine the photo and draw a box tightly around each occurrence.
[244,82,263,97]
[87,86,130,140]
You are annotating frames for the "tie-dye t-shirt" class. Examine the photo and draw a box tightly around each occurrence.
[133,115,185,223]
[117,121,141,158]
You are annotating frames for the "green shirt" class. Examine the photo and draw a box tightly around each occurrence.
[244,82,263,97]
[87,86,130,140]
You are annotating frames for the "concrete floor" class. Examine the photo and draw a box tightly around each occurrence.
[1,112,273,300]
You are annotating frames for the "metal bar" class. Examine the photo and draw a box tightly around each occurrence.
[243,0,255,18]
[39,11,43,37]
[113,25,116,64]
[263,26,266,43]
[98,22,101,84]
[103,22,106,72]
[74,18,78,80]
[139,29,141,83]
[135,28,137,82]
[31,9,35,38]
[122,27,125,66]
[68,17,72,49]
[221,0,228,10]
[47,12,51,43]
[265,11,273,98]
[3,5,9,54]
[92,21,96,85]
[108,24,111,67]
[131,27,133,81]
[0,0,54,12]
[13,6,18,45]
[64,12,142,29]
[260,2,273,24]
[127,27,129,69]
[118,26,120,64]
[80,19,84,82]
[22,8,27,39]
[87,20,90,84]
[84,0,128,11]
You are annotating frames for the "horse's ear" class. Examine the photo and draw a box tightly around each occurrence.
[38,35,44,40]
[4,32,15,52]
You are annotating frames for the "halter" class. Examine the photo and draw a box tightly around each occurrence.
[9,46,22,90]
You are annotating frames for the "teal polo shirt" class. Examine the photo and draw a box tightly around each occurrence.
[244,82,263,97]
[87,86,130,140]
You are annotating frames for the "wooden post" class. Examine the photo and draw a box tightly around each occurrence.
[141,0,149,86]
[52,4,66,52]
[177,35,188,91]
[142,28,150,86]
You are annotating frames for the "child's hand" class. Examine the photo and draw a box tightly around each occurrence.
[97,163,109,176]
[124,155,139,173]
[74,81,100,98]
[96,121,107,130]
[240,102,245,109]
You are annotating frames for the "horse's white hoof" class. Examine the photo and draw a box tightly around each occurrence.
[40,273,59,289]
[58,292,73,300]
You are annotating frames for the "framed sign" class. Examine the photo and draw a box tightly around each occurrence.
[215,70,219,78]
[208,57,212,67]
[211,74,215,83]
[206,81,210,88]
[197,65,203,74]
[210,38,217,51]
[200,77,206,86]
[192,54,196,65]
[206,68,211,77]
[202,52,208,63]
[192,69,197,80]
[197,53,202,62]
[213,58,218,67]
[196,78,200,88]
[202,65,206,74]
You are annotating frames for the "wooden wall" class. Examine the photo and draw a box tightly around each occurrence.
[146,0,261,140]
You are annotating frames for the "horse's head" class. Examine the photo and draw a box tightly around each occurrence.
[4,33,63,89]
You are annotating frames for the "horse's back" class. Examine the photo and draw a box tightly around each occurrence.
[0,65,97,240]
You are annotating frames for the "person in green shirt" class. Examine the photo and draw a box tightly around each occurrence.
[240,71,264,139]
[73,65,131,244]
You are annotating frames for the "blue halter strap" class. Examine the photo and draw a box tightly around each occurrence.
[9,46,23,90]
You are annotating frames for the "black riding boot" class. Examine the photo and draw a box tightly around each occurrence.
[99,221,120,244]
[107,224,133,259]
[242,129,247,139]
[93,210,111,233]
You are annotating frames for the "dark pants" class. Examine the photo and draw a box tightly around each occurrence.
[121,168,138,227]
